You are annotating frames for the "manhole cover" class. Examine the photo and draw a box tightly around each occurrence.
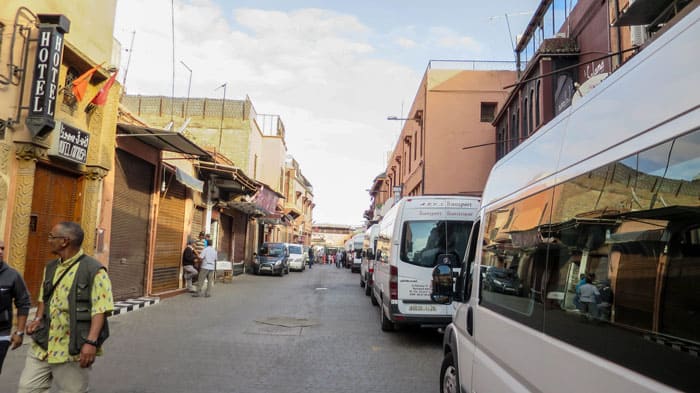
[255,317,319,328]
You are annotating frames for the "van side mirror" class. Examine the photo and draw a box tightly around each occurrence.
[431,264,454,304]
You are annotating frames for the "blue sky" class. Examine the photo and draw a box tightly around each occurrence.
[114,0,539,225]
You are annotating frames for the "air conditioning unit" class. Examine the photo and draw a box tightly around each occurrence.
[631,25,647,46]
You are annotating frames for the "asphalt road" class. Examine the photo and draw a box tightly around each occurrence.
[1,263,443,393]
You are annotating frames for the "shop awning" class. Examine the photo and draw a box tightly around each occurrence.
[175,167,204,192]
[117,123,212,159]
[195,161,258,195]
[226,200,269,217]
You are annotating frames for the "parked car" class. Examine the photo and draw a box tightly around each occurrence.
[287,243,306,271]
[252,242,289,276]
[482,266,522,296]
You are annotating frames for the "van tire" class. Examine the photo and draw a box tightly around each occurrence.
[370,292,379,306]
[440,353,459,393]
[380,306,394,332]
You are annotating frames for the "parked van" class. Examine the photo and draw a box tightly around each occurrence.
[350,233,364,272]
[360,224,380,296]
[286,243,305,271]
[341,240,351,268]
[431,8,700,393]
[371,196,480,331]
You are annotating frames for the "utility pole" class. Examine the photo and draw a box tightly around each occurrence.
[121,31,135,96]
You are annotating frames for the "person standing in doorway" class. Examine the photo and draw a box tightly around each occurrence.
[182,240,198,292]
[194,243,217,298]
[19,222,114,393]
[578,274,601,320]
[0,239,31,374]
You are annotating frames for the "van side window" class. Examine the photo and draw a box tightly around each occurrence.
[540,129,700,392]
[479,188,554,331]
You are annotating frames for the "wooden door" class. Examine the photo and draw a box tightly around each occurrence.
[25,165,80,303]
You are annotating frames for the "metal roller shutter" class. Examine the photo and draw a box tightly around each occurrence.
[109,150,153,301]
[192,207,205,238]
[152,174,186,293]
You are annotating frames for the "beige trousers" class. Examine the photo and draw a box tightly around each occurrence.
[18,353,89,393]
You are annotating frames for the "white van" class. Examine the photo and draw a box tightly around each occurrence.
[360,224,380,296]
[350,233,364,272]
[431,8,700,393]
[286,243,305,271]
[371,196,480,331]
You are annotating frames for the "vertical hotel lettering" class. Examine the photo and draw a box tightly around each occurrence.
[25,15,70,138]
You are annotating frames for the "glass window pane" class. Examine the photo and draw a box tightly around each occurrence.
[543,129,700,392]
[400,220,473,267]
[480,189,553,330]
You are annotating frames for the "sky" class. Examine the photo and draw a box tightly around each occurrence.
[113,0,539,226]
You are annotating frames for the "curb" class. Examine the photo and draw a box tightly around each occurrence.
[110,297,160,316]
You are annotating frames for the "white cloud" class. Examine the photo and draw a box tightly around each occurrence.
[430,26,482,52]
[396,37,417,49]
[115,0,419,225]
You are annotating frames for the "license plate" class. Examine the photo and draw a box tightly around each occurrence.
[408,304,437,312]
[261,266,271,271]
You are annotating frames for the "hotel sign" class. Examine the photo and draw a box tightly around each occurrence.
[48,121,90,164]
[25,15,70,138]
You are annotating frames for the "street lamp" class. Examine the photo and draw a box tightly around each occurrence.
[387,110,423,126]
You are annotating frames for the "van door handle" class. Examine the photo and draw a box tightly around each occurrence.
[467,306,474,336]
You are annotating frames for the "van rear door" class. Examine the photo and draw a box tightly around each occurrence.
[397,219,473,317]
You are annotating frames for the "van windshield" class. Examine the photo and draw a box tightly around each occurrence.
[260,243,285,257]
[288,245,302,254]
[400,220,472,267]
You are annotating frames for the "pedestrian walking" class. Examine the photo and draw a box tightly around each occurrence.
[19,222,114,393]
[0,239,31,374]
[193,243,217,298]
[308,247,314,269]
[182,239,198,292]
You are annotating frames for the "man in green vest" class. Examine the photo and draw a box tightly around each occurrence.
[19,221,114,393]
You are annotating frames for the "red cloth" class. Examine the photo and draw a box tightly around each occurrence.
[70,64,101,102]
[90,71,118,106]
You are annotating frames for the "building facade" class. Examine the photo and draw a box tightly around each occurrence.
[1,1,121,301]
[367,62,516,222]
[493,0,695,158]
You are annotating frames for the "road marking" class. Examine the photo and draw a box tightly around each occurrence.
[315,287,328,291]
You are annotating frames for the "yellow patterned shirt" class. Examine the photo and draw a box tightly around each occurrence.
[30,250,114,364]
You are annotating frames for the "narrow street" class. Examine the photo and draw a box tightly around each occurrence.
[1,265,443,393]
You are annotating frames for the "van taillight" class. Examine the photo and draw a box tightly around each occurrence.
[389,265,398,300]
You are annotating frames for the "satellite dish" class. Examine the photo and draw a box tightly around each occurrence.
[572,73,609,105]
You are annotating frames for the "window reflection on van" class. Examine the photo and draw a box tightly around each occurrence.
[478,128,700,391]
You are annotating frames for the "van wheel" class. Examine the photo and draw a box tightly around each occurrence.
[380,306,394,332]
[370,291,379,306]
[440,353,459,393]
